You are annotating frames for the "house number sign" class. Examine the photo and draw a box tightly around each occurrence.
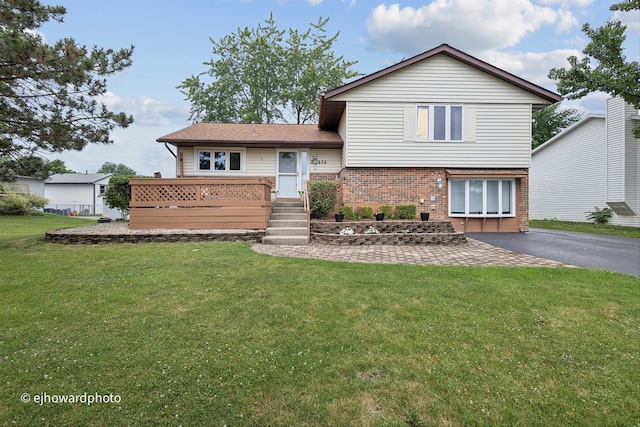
[310,156,327,165]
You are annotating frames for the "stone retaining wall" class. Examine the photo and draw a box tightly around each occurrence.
[310,220,466,245]
[44,231,264,245]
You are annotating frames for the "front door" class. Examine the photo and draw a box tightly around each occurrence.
[277,151,298,198]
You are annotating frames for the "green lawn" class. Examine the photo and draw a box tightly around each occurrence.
[1,214,639,426]
[530,219,640,238]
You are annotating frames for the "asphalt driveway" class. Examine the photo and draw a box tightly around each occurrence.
[467,228,640,277]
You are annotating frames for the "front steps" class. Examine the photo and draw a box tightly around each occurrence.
[262,201,309,245]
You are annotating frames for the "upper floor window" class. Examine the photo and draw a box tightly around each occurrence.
[197,149,244,173]
[416,105,463,141]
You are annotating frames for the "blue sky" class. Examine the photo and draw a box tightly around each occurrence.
[38,0,639,177]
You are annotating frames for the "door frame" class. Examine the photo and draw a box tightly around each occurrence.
[275,149,309,198]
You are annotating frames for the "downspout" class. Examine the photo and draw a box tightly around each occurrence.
[164,143,180,177]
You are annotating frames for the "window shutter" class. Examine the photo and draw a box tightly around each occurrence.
[403,105,415,141]
[464,106,476,141]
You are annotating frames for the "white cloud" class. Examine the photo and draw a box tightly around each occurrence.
[96,92,190,127]
[365,0,565,55]
[536,0,593,7]
[616,9,640,34]
[482,48,582,89]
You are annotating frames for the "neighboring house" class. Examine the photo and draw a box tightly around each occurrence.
[44,173,117,217]
[136,44,561,231]
[1,176,45,197]
[530,97,639,227]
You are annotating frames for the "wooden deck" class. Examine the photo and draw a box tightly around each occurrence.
[128,178,272,230]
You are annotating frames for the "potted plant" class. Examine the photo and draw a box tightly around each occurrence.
[270,189,278,202]
[335,212,345,222]
[375,212,385,221]
[420,212,430,221]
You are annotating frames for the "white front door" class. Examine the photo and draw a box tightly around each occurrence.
[277,151,298,198]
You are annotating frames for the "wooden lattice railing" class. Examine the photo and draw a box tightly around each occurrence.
[129,178,272,208]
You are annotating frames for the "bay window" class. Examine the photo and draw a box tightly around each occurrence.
[449,179,515,217]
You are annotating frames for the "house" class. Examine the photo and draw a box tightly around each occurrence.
[44,173,117,217]
[131,44,561,232]
[1,176,45,197]
[530,97,639,227]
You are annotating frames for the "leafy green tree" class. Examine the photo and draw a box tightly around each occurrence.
[103,174,133,219]
[548,0,640,137]
[532,103,582,149]
[0,0,135,181]
[179,14,359,124]
[98,162,137,176]
[48,159,75,174]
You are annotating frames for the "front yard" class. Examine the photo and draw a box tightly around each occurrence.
[1,214,638,426]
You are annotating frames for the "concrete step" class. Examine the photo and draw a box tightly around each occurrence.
[270,213,308,221]
[268,219,308,228]
[265,227,308,236]
[272,206,307,213]
[273,201,304,208]
[262,235,309,245]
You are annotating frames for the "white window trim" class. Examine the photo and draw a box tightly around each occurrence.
[195,147,246,174]
[448,179,516,218]
[416,104,464,142]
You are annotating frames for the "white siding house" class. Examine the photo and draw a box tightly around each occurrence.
[44,173,117,217]
[530,97,639,227]
[154,44,561,232]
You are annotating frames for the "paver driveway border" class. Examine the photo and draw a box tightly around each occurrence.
[252,238,572,268]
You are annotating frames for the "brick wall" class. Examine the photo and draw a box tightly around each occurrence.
[334,167,529,232]
[338,167,448,219]
[518,173,529,232]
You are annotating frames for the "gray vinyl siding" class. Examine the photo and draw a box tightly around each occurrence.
[530,117,606,221]
[328,54,545,168]
[342,102,532,168]
[328,54,553,105]
[245,149,276,176]
[606,98,625,201]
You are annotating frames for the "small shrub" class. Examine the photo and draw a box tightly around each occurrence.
[357,206,373,219]
[308,181,337,218]
[378,205,394,219]
[586,207,613,225]
[105,175,135,220]
[0,192,48,215]
[378,205,393,219]
[339,205,358,220]
[396,204,417,219]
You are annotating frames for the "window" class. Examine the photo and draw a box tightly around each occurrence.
[98,185,107,197]
[416,105,463,141]
[449,179,515,217]
[197,149,244,173]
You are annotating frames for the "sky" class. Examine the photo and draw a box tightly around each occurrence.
[37,0,639,178]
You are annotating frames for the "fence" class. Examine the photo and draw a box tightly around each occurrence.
[128,177,273,229]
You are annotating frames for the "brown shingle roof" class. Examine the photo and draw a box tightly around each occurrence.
[158,123,342,148]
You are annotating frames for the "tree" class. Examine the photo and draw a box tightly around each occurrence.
[532,103,582,149]
[103,174,133,220]
[48,159,75,174]
[98,162,136,176]
[548,0,640,137]
[0,0,135,181]
[179,14,359,125]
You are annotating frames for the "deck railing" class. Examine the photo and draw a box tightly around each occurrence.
[128,178,273,230]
